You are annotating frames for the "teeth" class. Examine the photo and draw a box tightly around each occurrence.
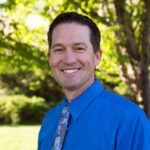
[63,69,78,73]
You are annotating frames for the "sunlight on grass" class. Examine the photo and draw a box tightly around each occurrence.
[0,125,40,150]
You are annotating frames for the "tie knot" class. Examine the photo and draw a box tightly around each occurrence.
[61,106,70,119]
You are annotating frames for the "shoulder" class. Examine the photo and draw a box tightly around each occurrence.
[99,90,150,139]
[99,89,148,120]
[38,101,64,138]
[41,101,64,126]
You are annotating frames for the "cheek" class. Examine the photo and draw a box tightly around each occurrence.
[80,56,96,69]
[49,56,61,68]
[50,61,57,68]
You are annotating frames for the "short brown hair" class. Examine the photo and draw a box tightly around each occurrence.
[48,12,101,53]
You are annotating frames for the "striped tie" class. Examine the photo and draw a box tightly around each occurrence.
[52,106,70,150]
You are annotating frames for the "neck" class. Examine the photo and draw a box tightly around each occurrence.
[64,78,95,103]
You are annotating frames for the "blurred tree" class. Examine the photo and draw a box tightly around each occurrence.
[0,0,63,103]
[0,0,149,116]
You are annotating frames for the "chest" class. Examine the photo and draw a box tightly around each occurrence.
[62,111,116,150]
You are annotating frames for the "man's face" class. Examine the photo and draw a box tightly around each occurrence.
[48,22,101,93]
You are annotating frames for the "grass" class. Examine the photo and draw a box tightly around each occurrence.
[0,125,40,150]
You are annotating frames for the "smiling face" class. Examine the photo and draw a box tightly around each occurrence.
[48,22,101,99]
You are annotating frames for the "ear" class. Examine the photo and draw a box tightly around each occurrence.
[94,50,102,66]
[47,51,51,64]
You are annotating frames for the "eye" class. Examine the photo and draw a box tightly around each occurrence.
[53,48,64,53]
[74,47,85,52]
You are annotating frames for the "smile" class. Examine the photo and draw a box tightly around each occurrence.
[62,69,80,73]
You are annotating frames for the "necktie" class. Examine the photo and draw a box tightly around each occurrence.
[52,106,70,150]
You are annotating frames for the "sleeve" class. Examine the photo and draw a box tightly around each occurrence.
[116,112,150,150]
[38,111,48,150]
[38,110,52,150]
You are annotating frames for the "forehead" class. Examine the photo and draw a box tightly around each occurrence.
[51,22,91,44]
[53,22,90,32]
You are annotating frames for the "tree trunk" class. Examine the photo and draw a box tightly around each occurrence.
[114,0,150,117]
[141,0,150,117]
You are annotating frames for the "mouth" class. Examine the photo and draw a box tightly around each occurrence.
[61,68,80,74]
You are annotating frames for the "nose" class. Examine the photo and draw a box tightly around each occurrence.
[63,50,76,64]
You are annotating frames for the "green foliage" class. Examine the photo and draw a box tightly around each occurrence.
[0,0,50,74]
[0,95,49,124]
[1,0,147,115]
[0,0,64,104]
[0,71,63,103]
[95,25,129,94]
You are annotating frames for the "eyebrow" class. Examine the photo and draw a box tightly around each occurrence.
[52,43,64,49]
[73,43,87,48]
[52,42,87,49]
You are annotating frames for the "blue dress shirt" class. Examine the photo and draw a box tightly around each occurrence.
[38,79,150,150]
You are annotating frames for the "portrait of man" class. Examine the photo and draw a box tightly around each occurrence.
[38,12,150,150]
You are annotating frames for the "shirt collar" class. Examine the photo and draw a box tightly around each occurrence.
[62,79,104,122]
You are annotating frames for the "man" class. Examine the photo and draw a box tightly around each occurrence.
[38,12,150,150]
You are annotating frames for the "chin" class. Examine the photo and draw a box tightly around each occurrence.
[62,84,80,91]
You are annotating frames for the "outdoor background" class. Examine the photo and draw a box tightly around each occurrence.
[0,0,149,149]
